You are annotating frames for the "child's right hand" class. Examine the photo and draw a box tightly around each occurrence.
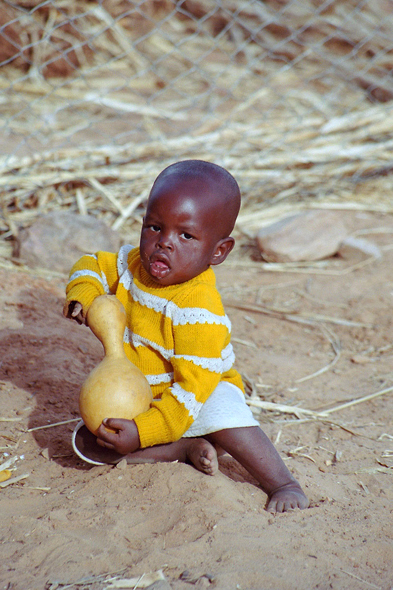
[63,300,85,324]
[96,418,140,455]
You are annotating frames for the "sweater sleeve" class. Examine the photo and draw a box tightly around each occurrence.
[133,283,234,447]
[65,246,135,316]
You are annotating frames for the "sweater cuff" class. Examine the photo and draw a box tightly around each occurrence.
[66,283,104,317]
[134,407,174,448]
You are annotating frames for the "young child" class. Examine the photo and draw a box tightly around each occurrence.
[64,159,308,513]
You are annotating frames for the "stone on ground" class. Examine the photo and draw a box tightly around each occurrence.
[256,210,348,263]
[16,211,122,273]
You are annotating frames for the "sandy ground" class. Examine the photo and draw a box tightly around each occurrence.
[0,210,393,590]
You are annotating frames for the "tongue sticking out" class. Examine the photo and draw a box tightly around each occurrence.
[150,260,170,279]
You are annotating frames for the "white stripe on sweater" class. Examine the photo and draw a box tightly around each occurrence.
[124,328,234,373]
[119,268,133,291]
[170,382,203,419]
[117,244,134,277]
[171,305,232,330]
[116,245,231,331]
[124,328,174,361]
[68,268,110,294]
[173,343,235,374]
[146,372,174,386]
[123,273,231,331]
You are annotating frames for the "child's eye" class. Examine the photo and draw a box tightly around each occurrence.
[181,232,193,240]
[149,225,160,232]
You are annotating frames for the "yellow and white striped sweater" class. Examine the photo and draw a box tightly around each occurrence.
[66,245,244,448]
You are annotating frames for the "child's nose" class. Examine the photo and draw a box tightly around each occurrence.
[156,232,173,249]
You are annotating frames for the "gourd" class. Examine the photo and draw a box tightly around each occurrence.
[79,294,152,435]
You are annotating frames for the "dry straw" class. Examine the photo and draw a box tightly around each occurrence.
[1,0,393,243]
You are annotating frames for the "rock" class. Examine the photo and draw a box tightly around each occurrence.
[339,235,382,259]
[40,447,51,460]
[115,458,128,470]
[16,211,122,273]
[256,210,348,263]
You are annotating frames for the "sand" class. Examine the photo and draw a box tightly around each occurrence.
[0,210,392,590]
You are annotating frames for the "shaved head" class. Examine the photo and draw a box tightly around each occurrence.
[141,160,241,284]
[150,160,241,238]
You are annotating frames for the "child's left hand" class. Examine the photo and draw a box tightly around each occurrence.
[96,418,140,455]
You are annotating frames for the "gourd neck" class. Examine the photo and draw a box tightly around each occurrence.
[87,305,127,359]
[101,336,125,358]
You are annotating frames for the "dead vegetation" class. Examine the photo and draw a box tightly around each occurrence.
[1,0,393,259]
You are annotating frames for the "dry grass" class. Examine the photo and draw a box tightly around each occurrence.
[1,0,393,242]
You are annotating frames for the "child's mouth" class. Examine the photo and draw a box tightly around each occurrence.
[150,259,170,279]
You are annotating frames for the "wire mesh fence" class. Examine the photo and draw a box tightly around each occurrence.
[1,0,393,247]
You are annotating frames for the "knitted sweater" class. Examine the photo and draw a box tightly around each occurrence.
[66,245,244,448]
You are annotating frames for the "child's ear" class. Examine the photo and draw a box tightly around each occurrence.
[210,237,235,266]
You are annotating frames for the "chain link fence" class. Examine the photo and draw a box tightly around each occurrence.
[1,0,393,247]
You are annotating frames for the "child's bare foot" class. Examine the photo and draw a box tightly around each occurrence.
[185,438,218,476]
[266,483,309,513]
[120,436,219,476]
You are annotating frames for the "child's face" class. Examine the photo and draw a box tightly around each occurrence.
[140,180,228,286]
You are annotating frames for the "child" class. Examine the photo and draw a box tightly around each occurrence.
[64,159,308,513]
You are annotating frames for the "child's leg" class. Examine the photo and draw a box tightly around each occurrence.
[125,438,219,476]
[127,426,308,512]
[206,426,309,512]
[73,422,219,474]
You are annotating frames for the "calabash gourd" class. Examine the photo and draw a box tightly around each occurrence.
[79,295,153,435]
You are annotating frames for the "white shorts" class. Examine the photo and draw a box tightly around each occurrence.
[182,381,259,438]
